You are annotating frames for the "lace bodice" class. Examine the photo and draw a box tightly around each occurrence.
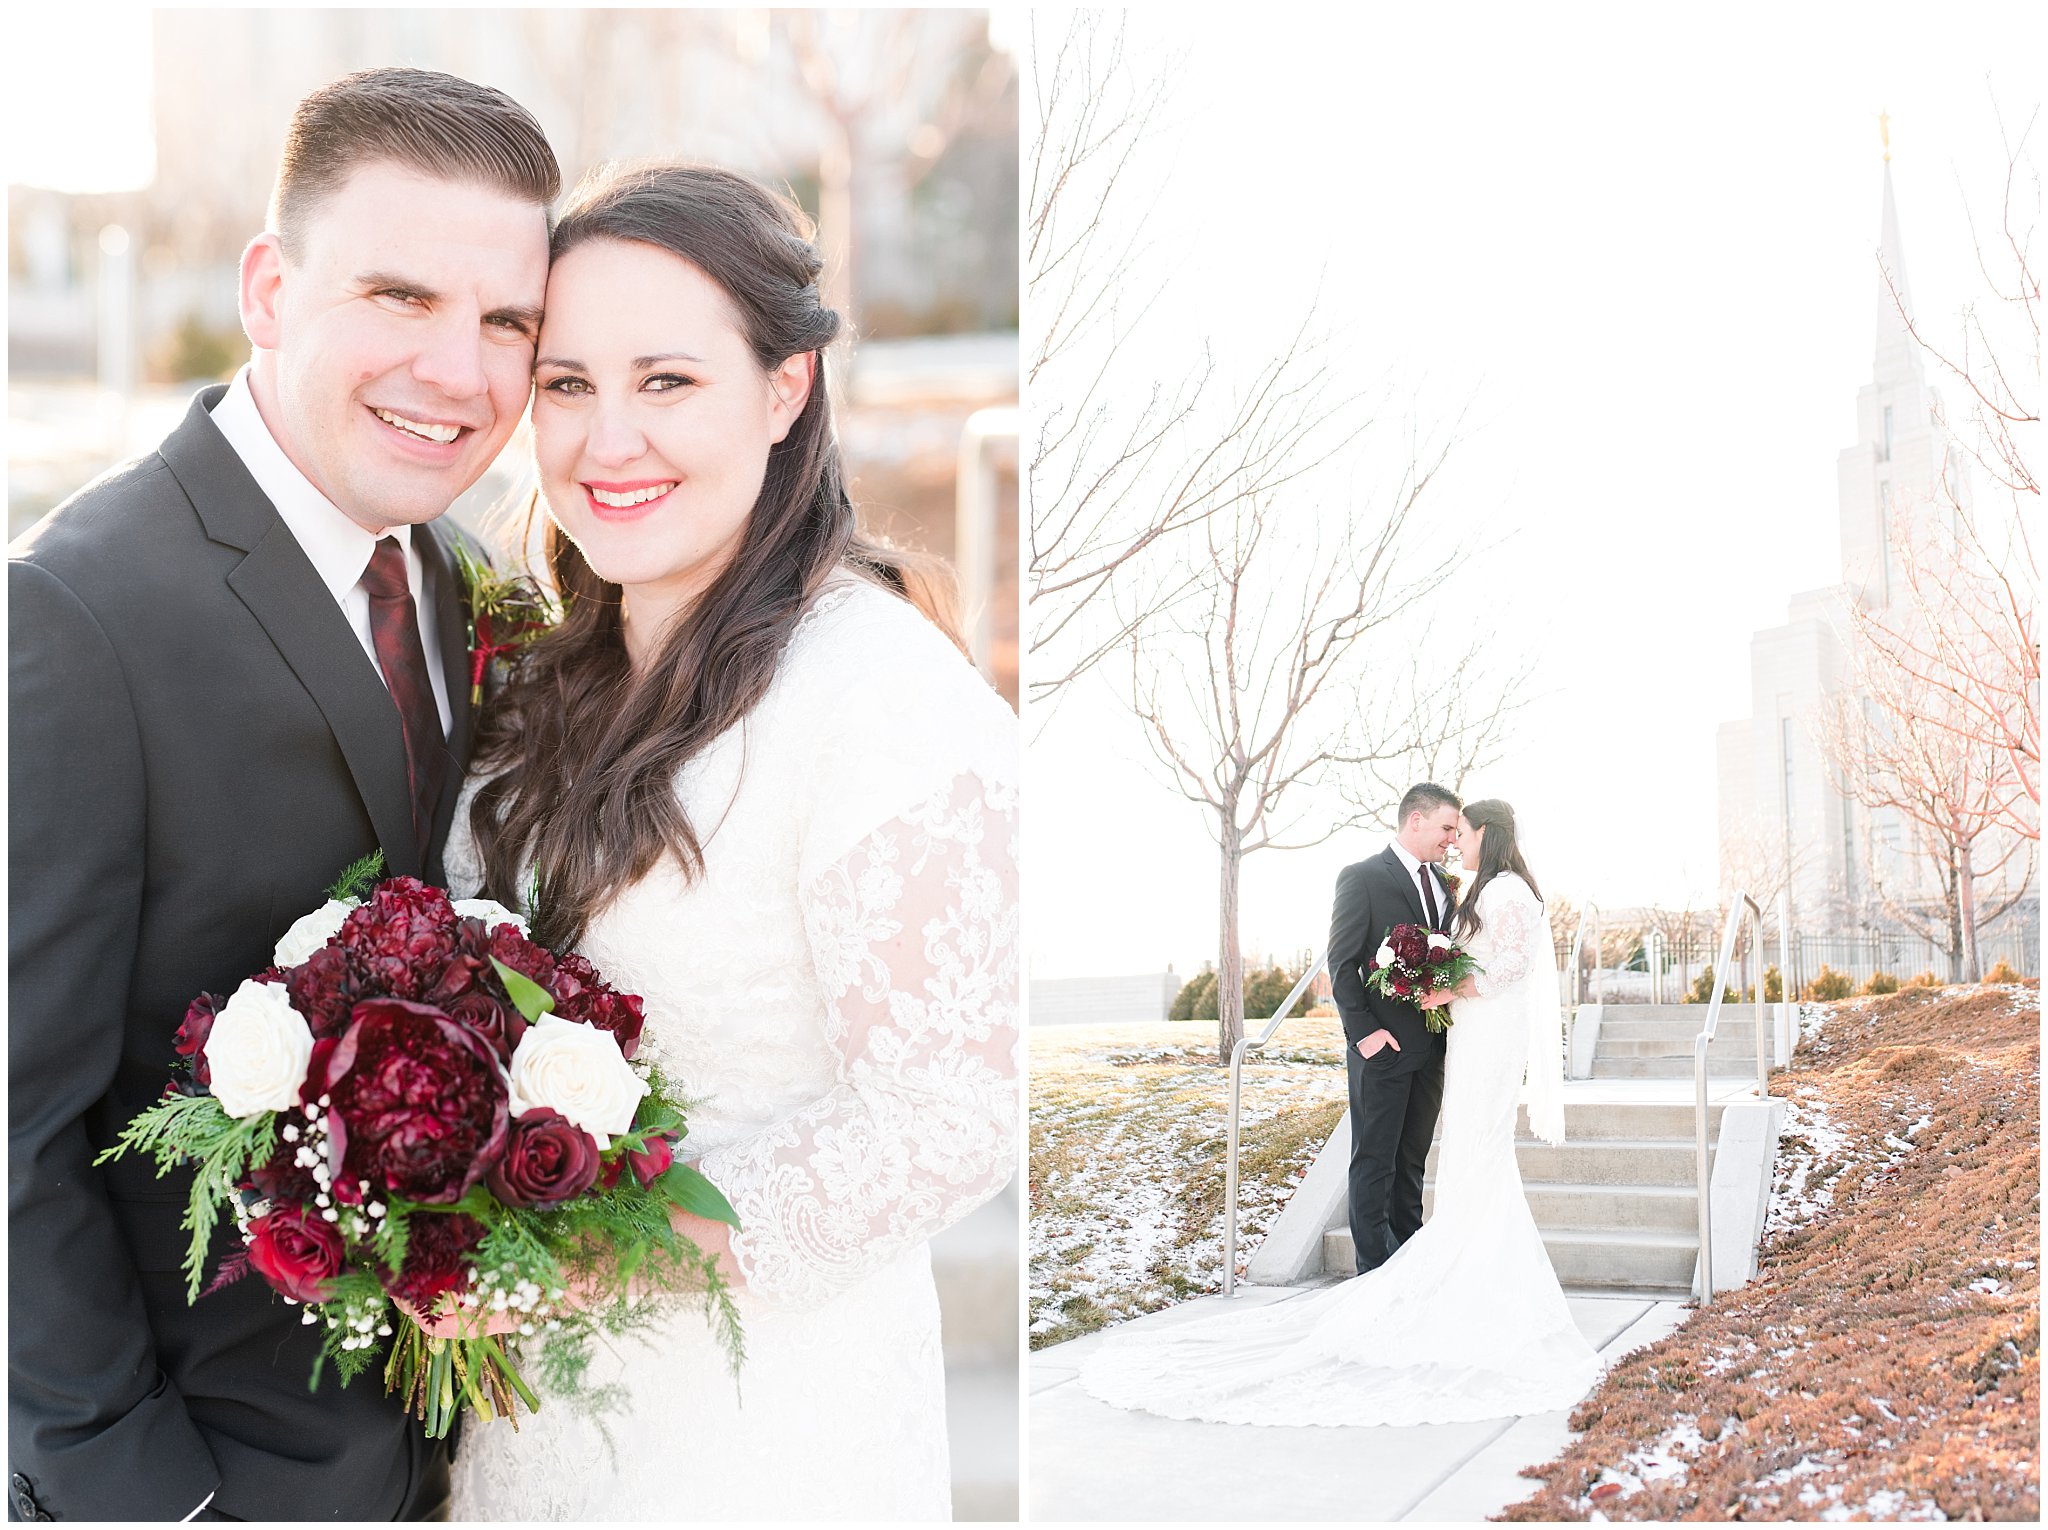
[1464,873,1540,996]
[445,578,1017,1520]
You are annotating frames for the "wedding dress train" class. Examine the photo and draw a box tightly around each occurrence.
[445,580,1018,1518]
[1078,872,1600,1427]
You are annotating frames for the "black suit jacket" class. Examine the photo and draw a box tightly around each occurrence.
[8,387,474,1520]
[1327,846,1454,1065]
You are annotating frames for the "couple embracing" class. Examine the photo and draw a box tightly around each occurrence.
[1082,785,1599,1426]
[10,67,1017,1521]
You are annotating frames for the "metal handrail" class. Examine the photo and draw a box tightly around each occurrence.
[1565,904,1603,1006]
[1694,891,1772,1303]
[1221,954,1329,1297]
[1645,927,1667,1005]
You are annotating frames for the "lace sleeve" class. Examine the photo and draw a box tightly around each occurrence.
[697,772,1020,1309]
[1470,879,1538,995]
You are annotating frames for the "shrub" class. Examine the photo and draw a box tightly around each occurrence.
[1687,965,1740,1004]
[1169,968,1216,1022]
[1764,965,1783,1003]
[1905,970,1941,988]
[1863,971,1900,996]
[1243,963,1315,1023]
[1803,965,1855,1001]
[1982,960,2022,984]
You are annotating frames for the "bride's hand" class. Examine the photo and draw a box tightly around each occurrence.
[395,1295,523,1341]
[668,1201,746,1287]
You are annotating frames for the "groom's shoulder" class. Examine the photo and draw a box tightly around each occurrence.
[11,444,199,595]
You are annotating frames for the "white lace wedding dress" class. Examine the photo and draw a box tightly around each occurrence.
[1078,872,1599,1426]
[445,579,1019,1519]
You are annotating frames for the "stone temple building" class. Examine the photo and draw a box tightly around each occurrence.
[1716,133,2034,968]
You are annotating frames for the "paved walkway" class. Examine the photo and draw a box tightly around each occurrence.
[1029,1288,1690,1521]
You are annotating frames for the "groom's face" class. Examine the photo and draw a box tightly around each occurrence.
[1403,804,1461,863]
[240,161,550,533]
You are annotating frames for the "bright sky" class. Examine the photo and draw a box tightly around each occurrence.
[5,14,155,192]
[1026,3,2044,979]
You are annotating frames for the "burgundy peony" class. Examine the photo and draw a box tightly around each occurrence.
[552,952,646,1059]
[249,1141,319,1209]
[246,1205,344,1303]
[286,945,367,1040]
[484,920,556,994]
[1390,925,1429,968]
[313,998,509,1205]
[336,879,460,1002]
[174,993,222,1087]
[488,1109,602,1210]
[388,1210,487,1308]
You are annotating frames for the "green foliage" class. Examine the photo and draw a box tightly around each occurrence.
[660,1163,740,1227]
[1170,968,1217,1022]
[1687,965,1740,1004]
[490,959,556,1023]
[1243,963,1314,1023]
[1803,965,1855,1001]
[93,1094,274,1301]
[327,850,388,903]
[1863,970,1901,996]
[1764,965,1784,1003]
[152,311,242,383]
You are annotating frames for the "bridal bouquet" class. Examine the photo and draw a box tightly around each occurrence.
[1364,923,1482,1034]
[99,856,742,1438]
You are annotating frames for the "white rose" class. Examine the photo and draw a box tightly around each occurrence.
[272,898,355,967]
[1375,942,1397,968]
[453,897,530,935]
[206,978,315,1119]
[505,1015,648,1149]
[1427,932,1452,952]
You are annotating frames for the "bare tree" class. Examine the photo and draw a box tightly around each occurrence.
[1121,431,1519,1062]
[1024,15,1372,704]
[1863,104,2040,834]
[1818,647,2032,980]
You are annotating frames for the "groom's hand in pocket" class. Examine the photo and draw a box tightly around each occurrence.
[1356,1030,1400,1061]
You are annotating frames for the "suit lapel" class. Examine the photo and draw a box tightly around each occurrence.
[419,521,474,775]
[1380,846,1429,930]
[161,388,423,878]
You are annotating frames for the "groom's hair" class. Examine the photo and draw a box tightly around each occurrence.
[1397,782,1460,827]
[269,67,560,257]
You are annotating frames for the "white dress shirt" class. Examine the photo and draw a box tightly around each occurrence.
[1387,838,1447,929]
[209,369,454,735]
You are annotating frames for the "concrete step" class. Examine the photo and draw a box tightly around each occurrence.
[1598,1003,1767,1023]
[1600,1017,1761,1041]
[1596,1035,1770,1060]
[1428,1100,1730,1147]
[1321,1225,1697,1294]
[1589,1055,1761,1080]
[1511,1138,1711,1185]
[1421,1181,1700,1233]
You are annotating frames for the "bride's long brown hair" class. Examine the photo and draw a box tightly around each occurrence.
[1452,798,1543,942]
[468,162,959,949]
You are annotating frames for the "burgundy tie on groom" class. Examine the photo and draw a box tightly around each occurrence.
[360,535,446,846]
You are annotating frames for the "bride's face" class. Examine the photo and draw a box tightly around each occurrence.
[1455,815,1482,864]
[532,238,811,616]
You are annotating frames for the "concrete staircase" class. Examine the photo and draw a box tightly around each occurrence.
[1318,1098,1724,1298]
[1590,1003,1768,1080]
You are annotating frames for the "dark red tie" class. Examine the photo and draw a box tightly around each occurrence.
[1421,866,1440,930]
[361,536,446,845]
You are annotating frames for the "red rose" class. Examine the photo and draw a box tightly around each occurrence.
[174,993,222,1087]
[552,952,645,1060]
[443,990,526,1064]
[488,1109,601,1210]
[602,1130,676,1191]
[389,1210,486,1308]
[246,1205,344,1303]
[314,998,510,1205]
[336,879,460,1001]
[249,1141,319,1209]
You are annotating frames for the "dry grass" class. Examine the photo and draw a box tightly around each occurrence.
[1501,983,2039,1522]
[1028,1017,1348,1349]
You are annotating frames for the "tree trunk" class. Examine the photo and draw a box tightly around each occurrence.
[1957,830,1982,982]
[1942,843,1964,982]
[1216,807,1245,1066]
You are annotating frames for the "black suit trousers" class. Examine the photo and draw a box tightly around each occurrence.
[1345,1042,1446,1274]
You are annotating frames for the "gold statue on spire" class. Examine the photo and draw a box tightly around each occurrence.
[1880,110,1891,163]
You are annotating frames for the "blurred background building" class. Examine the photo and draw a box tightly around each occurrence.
[7,8,1018,1516]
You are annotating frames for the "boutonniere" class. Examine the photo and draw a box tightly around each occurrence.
[1441,868,1463,903]
[452,540,560,705]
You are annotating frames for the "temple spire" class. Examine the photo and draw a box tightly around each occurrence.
[1874,115,1920,382]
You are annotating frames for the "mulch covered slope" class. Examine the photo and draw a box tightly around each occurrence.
[1504,984,2039,1522]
